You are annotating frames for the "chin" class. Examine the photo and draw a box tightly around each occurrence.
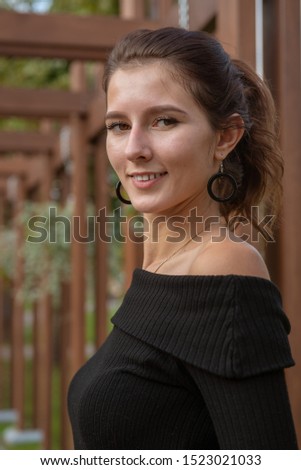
[131,203,155,214]
[132,202,171,216]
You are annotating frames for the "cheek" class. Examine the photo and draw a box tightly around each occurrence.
[165,128,214,160]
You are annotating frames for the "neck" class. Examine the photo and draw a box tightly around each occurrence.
[142,200,223,271]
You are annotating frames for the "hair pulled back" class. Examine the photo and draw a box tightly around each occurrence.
[103,27,283,235]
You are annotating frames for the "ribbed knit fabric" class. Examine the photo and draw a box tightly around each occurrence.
[68,269,298,450]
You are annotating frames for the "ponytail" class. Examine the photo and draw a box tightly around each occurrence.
[222,59,283,236]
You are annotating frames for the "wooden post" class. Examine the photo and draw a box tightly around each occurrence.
[155,0,173,22]
[65,61,88,449]
[262,0,301,443]
[120,0,145,19]
[34,292,52,447]
[275,0,301,444]
[54,142,73,450]
[11,176,26,429]
[94,133,109,348]
[59,281,71,450]
[262,0,283,286]
[0,182,5,408]
[58,145,72,451]
[33,142,53,448]
[216,0,256,66]
[69,62,87,377]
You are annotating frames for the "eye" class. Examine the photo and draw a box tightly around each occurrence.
[106,121,130,132]
[153,116,177,128]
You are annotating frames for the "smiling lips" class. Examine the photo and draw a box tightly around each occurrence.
[131,172,167,181]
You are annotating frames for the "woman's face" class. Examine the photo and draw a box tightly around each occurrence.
[105,62,220,215]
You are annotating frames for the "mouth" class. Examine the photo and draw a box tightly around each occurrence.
[130,172,167,182]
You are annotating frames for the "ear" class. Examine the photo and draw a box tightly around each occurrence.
[215,114,245,162]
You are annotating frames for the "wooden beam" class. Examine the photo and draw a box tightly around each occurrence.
[0,131,58,154]
[0,156,28,175]
[0,87,90,119]
[0,155,54,191]
[0,11,160,60]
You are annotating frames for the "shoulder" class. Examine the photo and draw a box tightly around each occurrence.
[189,235,270,280]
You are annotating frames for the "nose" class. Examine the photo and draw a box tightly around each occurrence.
[124,127,152,161]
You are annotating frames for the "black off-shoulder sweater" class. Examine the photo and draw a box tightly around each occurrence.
[68,270,298,450]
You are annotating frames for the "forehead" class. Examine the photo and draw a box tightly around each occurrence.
[106,62,196,109]
[109,60,172,84]
[108,62,173,94]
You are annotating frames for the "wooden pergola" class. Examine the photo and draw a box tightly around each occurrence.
[0,0,300,450]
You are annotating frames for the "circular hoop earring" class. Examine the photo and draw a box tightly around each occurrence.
[115,181,131,205]
[207,163,238,203]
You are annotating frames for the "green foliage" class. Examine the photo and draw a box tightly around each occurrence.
[0,0,119,15]
[50,0,119,15]
[1,202,68,305]
[0,0,40,11]
[22,203,71,305]
[0,227,16,284]
[0,117,39,131]
[0,57,69,88]
[0,200,97,307]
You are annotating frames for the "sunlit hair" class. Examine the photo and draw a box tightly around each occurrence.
[103,27,283,237]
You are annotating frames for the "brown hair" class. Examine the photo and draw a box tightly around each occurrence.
[103,27,283,236]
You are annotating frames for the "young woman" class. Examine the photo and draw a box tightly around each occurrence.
[68,27,298,449]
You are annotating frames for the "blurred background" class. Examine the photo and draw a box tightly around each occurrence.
[0,0,300,450]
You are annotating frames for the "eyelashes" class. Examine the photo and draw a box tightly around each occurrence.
[106,121,129,131]
[105,116,178,132]
[153,116,178,127]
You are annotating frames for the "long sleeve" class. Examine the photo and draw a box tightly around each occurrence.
[186,365,298,449]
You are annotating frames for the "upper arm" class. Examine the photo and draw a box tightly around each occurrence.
[190,237,270,280]
[186,366,298,449]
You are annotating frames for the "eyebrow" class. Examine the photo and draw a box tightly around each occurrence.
[105,105,188,120]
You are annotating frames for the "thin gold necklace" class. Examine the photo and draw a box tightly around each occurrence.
[153,232,202,274]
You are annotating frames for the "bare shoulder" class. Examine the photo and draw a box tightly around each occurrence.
[189,235,270,280]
